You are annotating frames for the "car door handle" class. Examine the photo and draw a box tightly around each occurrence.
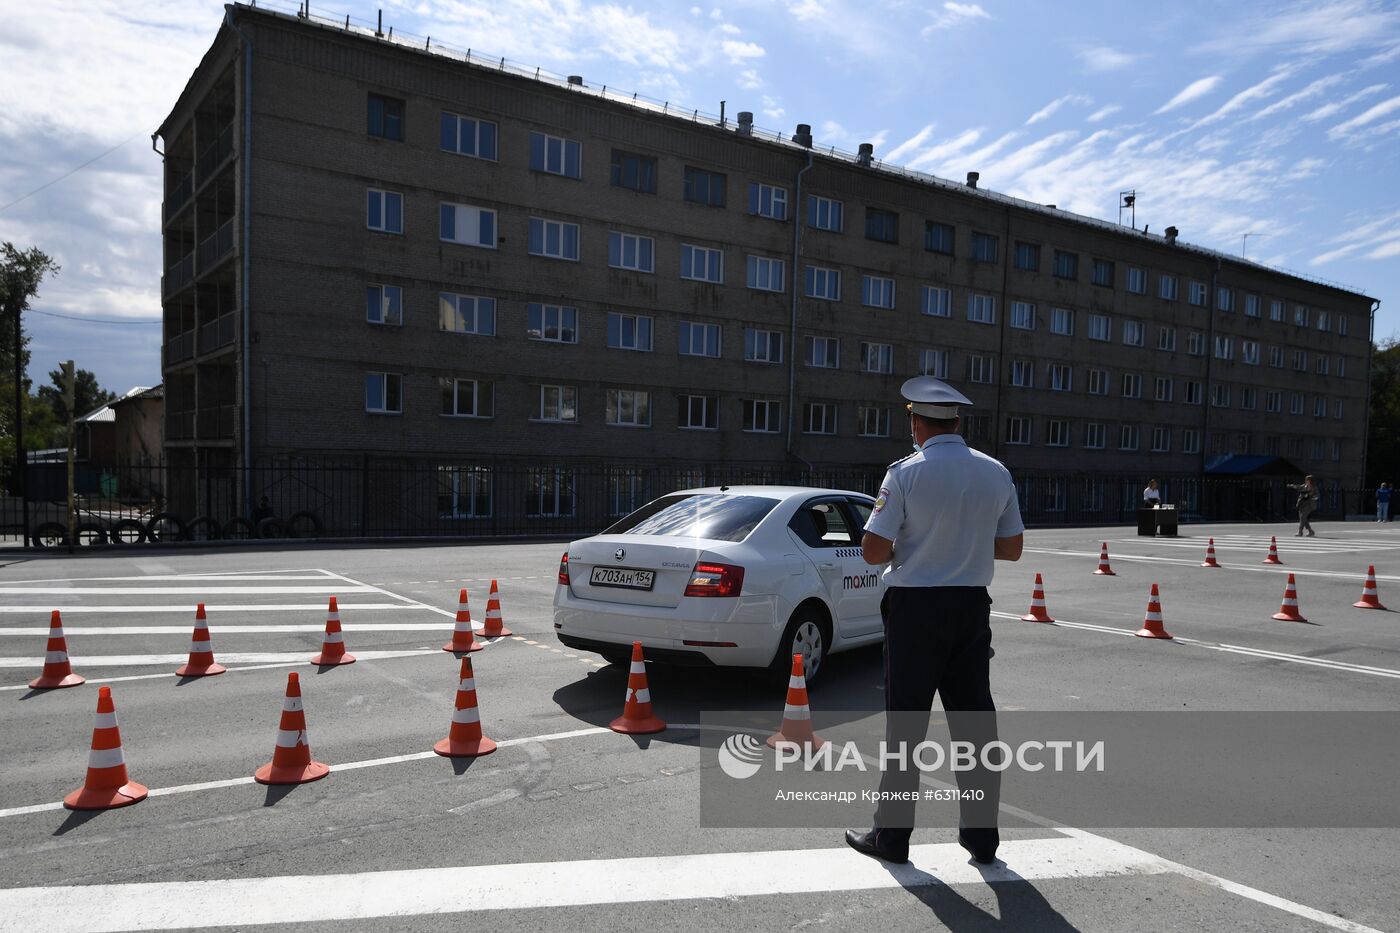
[819,562,838,570]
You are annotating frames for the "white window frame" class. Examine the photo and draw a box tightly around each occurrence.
[437,466,493,519]
[1088,314,1111,342]
[366,283,402,326]
[440,111,498,160]
[1183,429,1201,454]
[1187,331,1205,356]
[746,255,786,292]
[860,341,893,374]
[1154,376,1173,402]
[1189,281,1208,306]
[529,132,581,178]
[1214,335,1233,360]
[1049,364,1072,392]
[802,402,838,435]
[533,384,579,423]
[743,399,782,433]
[1050,307,1074,335]
[1047,419,1070,447]
[967,293,997,325]
[1119,424,1140,451]
[679,394,718,430]
[607,312,654,352]
[608,231,655,273]
[968,353,995,384]
[748,182,788,220]
[744,328,784,364]
[605,388,651,427]
[1243,340,1260,365]
[1270,300,1285,322]
[1185,380,1203,405]
[861,275,895,309]
[1010,359,1035,388]
[366,188,403,234]
[528,217,580,261]
[680,244,724,283]
[1158,275,1179,300]
[857,405,890,438]
[1010,301,1035,330]
[805,265,842,301]
[1123,320,1145,346]
[921,286,952,317]
[1216,287,1235,312]
[1084,422,1106,449]
[365,372,402,414]
[808,194,844,232]
[527,303,578,343]
[439,201,498,249]
[1151,426,1171,452]
[678,321,722,358]
[1121,373,1142,399]
[438,292,496,336]
[1127,267,1147,294]
[1245,294,1260,317]
[440,377,493,418]
[1086,368,1108,396]
[1157,326,1176,351]
[918,348,948,378]
[1265,390,1282,413]
[805,335,841,369]
[1006,415,1032,446]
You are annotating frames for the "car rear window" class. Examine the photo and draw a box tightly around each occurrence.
[602,494,779,542]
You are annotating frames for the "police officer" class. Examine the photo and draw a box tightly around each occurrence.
[845,376,1024,866]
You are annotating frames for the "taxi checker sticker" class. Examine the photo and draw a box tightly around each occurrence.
[873,487,890,513]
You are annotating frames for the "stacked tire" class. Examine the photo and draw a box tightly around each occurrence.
[29,510,320,547]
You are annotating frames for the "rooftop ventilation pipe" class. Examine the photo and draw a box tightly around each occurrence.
[792,123,813,148]
[737,111,753,136]
[1165,226,1179,244]
[857,143,873,167]
[966,171,979,188]
[566,75,583,86]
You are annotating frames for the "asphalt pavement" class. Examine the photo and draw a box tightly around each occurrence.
[0,520,1397,932]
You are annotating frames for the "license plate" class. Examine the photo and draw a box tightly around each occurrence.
[589,566,656,590]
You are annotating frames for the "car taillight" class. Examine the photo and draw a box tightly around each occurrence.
[684,561,744,597]
[558,551,570,585]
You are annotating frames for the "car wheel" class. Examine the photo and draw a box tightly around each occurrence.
[145,511,187,542]
[257,517,286,539]
[75,522,108,547]
[184,516,222,542]
[285,510,321,538]
[31,521,68,548]
[108,519,149,545]
[771,606,832,686]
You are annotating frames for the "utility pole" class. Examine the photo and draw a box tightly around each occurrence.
[12,301,25,547]
[63,360,75,552]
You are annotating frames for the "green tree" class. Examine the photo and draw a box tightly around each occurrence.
[1368,338,1400,488]
[0,243,61,493]
[36,367,117,420]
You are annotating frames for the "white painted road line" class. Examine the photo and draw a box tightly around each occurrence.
[0,586,377,595]
[0,622,487,637]
[319,569,457,619]
[0,835,1173,931]
[0,649,449,669]
[0,603,426,614]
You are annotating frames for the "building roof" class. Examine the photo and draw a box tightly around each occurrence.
[76,386,154,424]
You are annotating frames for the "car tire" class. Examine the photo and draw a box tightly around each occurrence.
[285,510,321,539]
[599,650,631,666]
[184,516,222,542]
[222,517,255,540]
[257,517,286,539]
[74,522,108,547]
[145,511,187,542]
[31,521,68,548]
[770,605,832,687]
[108,519,149,545]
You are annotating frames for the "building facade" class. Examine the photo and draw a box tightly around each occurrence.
[155,4,1375,526]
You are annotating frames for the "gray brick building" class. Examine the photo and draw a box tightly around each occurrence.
[155,3,1376,530]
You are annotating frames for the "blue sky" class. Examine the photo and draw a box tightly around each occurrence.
[1,0,1397,397]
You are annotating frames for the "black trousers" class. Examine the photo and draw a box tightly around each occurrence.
[873,585,1000,842]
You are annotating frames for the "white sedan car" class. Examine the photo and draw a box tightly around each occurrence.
[553,486,886,683]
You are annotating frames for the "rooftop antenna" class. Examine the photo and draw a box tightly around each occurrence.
[1242,232,1266,258]
[1118,189,1136,227]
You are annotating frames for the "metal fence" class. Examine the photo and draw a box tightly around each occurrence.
[0,456,1377,546]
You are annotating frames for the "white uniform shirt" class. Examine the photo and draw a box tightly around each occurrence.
[1143,486,1161,505]
[864,434,1024,587]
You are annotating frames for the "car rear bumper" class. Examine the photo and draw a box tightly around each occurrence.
[555,633,718,667]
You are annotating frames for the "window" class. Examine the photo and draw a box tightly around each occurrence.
[1270,299,1285,322]
[1214,335,1233,360]
[1294,305,1310,327]
[439,202,497,248]
[526,468,575,518]
[1290,392,1304,415]
[1154,377,1173,402]
[680,244,724,283]
[1265,390,1282,413]
[440,111,497,159]
[679,321,721,358]
[606,470,647,517]
[529,132,581,178]
[1127,267,1147,294]
[1087,368,1108,395]
[440,378,493,418]
[366,188,403,233]
[967,293,996,324]
[860,341,893,373]
[1088,314,1111,342]
[1333,438,1343,460]
[1335,399,1345,420]
[1047,419,1070,447]
[1241,387,1257,410]
[533,384,578,422]
[608,231,655,272]
[1151,427,1171,452]
[1006,416,1031,445]
[805,335,840,368]
[1159,275,1179,300]
[746,255,786,292]
[1265,436,1282,456]
[1121,373,1142,398]
[803,402,837,435]
[439,293,496,335]
[1085,422,1106,449]
[808,195,844,232]
[1050,307,1074,335]
[1049,364,1072,391]
[610,149,657,193]
[605,388,651,427]
[748,183,788,220]
[367,93,404,140]
[1186,331,1205,356]
[1268,345,1284,368]
[1243,340,1260,365]
[1157,326,1177,351]
[968,353,995,384]
[743,399,781,432]
[1010,301,1035,330]
[437,466,492,519]
[1338,356,1347,377]
[528,303,578,343]
[1182,429,1201,453]
[1014,241,1040,271]
[1313,438,1326,459]
[918,348,948,378]
[1216,287,1234,312]
[1092,258,1115,287]
[684,167,726,206]
[862,275,895,309]
[1053,250,1078,279]
[607,312,653,351]
[1313,395,1327,418]
[1211,384,1231,407]
[1189,281,1208,306]
[679,394,718,430]
[858,406,890,437]
[1292,349,1308,371]
[805,265,842,301]
[1185,380,1203,405]
[1245,294,1260,317]
[1316,309,1331,331]
[1339,315,1349,336]
[1009,359,1035,388]
[1119,424,1140,450]
[924,221,954,253]
[1123,320,1145,346]
[365,372,402,413]
[971,232,999,263]
[366,284,402,325]
[921,286,952,317]
[1288,437,1304,457]
[744,328,784,363]
[865,208,899,243]
[528,217,580,260]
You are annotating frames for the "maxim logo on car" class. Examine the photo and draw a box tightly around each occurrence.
[843,571,880,590]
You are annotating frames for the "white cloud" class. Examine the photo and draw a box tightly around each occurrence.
[720,39,765,63]
[921,2,990,36]
[1025,94,1093,126]
[1190,69,1294,128]
[1155,75,1224,114]
[903,128,982,170]
[1327,93,1400,140]
[785,0,827,21]
[884,124,936,163]
[1087,105,1122,123]
[1198,0,1400,57]
[1300,83,1389,121]
[1077,46,1138,72]
[1369,240,1400,259]
[1249,74,1346,121]
[736,68,763,90]
[761,95,785,123]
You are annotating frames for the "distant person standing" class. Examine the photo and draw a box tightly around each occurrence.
[1378,483,1392,523]
[1142,479,1162,507]
[1288,475,1319,537]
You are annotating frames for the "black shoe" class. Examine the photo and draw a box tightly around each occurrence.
[845,829,909,864]
[958,829,999,865]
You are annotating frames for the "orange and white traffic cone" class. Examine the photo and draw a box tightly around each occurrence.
[434,656,497,757]
[480,579,512,638]
[767,654,826,750]
[1135,584,1173,639]
[610,642,666,735]
[1354,565,1386,610]
[253,672,330,785]
[1093,542,1116,576]
[176,602,226,676]
[63,686,147,810]
[311,595,356,665]
[1019,573,1055,622]
[1201,539,1221,568]
[443,588,482,654]
[1262,536,1283,565]
[30,609,84,689]
[1271,573,1307,622]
